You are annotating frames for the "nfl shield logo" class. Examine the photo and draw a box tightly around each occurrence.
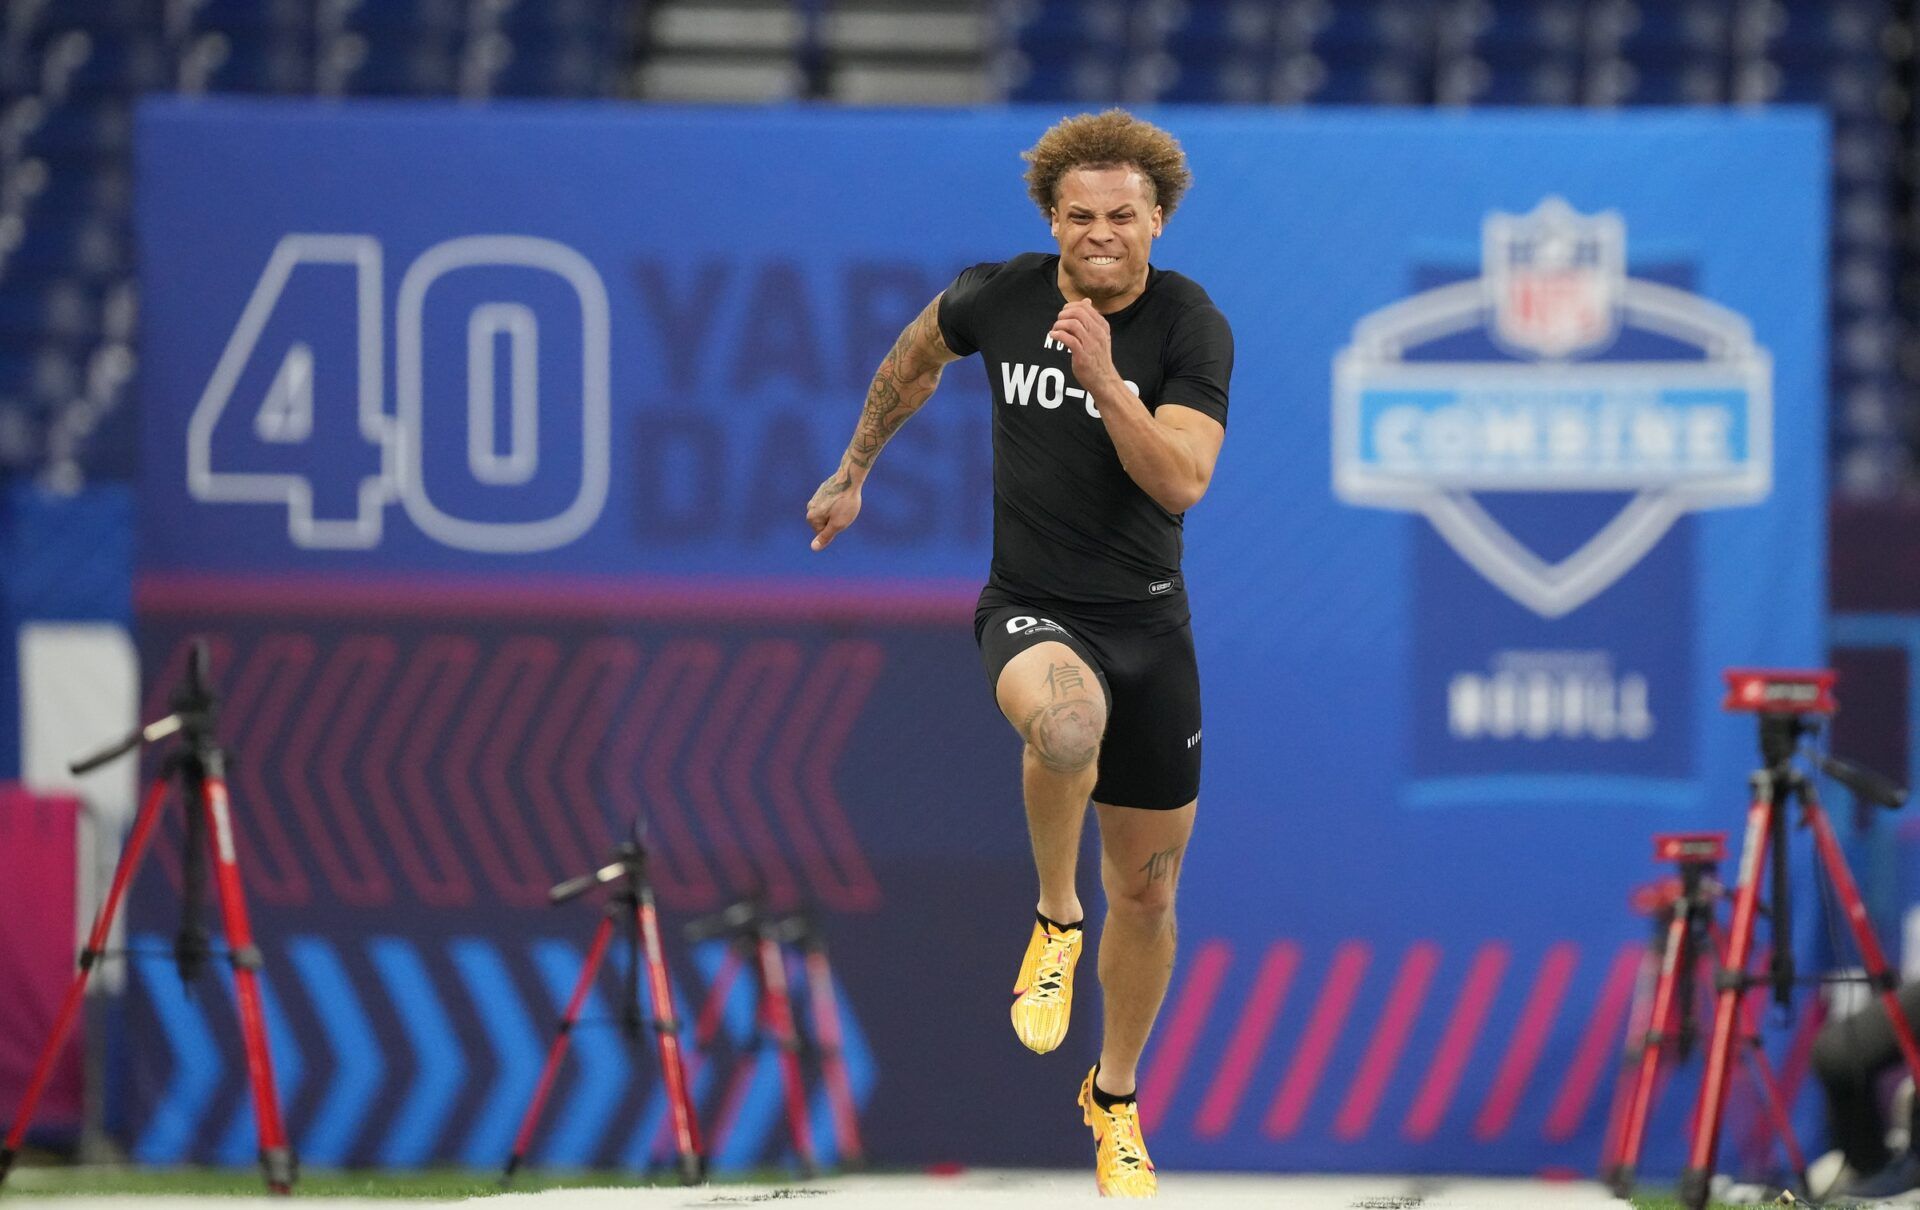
[1484,196,1625,359]
[1333,194,1771,618]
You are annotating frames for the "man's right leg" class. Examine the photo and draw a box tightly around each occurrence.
[995,639,1108,1053]
[996,640,1108,923]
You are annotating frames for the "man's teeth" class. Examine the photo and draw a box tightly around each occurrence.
[1088,256,1118,265]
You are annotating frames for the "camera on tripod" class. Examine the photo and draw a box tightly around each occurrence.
[1722,668,1905,809]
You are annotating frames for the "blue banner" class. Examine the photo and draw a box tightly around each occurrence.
[133,100,1826,1176]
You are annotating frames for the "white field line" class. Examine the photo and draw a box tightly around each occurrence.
[0,1171,1633,1209]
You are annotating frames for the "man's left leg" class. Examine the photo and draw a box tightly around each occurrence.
[1092,799,1194,1094]
[1069,615,1199,1197]
[1074,797,1193,1198]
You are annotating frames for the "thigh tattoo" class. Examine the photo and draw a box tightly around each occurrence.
[1022,661,1103,773]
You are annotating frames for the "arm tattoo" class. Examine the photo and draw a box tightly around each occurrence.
[815,466,854,502]
[846,302,948,471]
[1139,844,1184,884]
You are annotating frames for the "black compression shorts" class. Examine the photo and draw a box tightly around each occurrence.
[973,585,1201,811]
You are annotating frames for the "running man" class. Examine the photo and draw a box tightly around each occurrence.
[805,110,1232,1198]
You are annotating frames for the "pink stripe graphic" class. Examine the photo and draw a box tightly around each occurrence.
[138,571,977,625]
[524,641,627,878]
[1474,942,1580,1140]
[1263,941,1371,1138]
[286,635,396,905]
[767,642,885,911]
[371,637,478,905]
[1138,940,1233,1134]
[1544,941,1643,1141]
[1334,941,1441,1140]
[683,644,798,901]
[559,638,640,861]
[1403,942,1509,1141]
[718,642,807,908]
[1195,941,1299,1138]
[223,634,316,904]
[633,641,726,909]
[322,637,403,902]
[796,643,886,910]
[450,637,562,905]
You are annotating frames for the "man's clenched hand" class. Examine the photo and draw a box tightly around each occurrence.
[1047,298,1123,394]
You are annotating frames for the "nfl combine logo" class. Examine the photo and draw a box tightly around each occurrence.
[1331,196,1772,618]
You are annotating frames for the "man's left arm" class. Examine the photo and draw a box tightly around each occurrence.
[1091,396,1223,514]
[1049,297,1229,514]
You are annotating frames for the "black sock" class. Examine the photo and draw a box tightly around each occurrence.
[1090,1066,1136,1110]
[1037,910,1083,933]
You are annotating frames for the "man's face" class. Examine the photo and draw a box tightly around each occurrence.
[1049,166,1162,305]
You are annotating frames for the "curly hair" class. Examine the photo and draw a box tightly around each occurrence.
[1022,109,1192,218]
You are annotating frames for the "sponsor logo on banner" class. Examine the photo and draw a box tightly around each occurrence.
[1331,198,1773,804]
[1331,196,1772,619]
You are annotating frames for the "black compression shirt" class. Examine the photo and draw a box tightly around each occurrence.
[937,252,1234,608]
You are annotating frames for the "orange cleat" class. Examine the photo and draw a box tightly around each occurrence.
[1010,918,1082,1053]
[1078,1066,1157,1198]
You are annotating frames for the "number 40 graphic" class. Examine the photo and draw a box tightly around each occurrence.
[187,233,611,552]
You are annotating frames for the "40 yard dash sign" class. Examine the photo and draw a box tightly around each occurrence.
[189,234,610,553]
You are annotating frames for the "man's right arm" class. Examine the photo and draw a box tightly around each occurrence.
[806,294,961,551]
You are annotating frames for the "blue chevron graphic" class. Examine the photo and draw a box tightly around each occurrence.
[802,959,877,1169]
[530,939,631,1167]
[129,936,223,1162]
[448,938,542,1167]
[214,963,304,1163]
[702,942,760,1045]
[285,937,383,1165]
[714,1047,785,1172]
[369,938,463,1165]
[622,956,712,1170]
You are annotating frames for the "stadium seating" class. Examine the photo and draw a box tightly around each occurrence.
[0,0,1908,492]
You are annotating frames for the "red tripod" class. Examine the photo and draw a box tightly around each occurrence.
[1602,832,1806,1198]
[0,641,295,1194]
[687,897,827,1177]
[785,912,865,1169]
[1668,669,1919,1210]
[503,829,703,1185]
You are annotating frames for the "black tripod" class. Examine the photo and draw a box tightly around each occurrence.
[503,823,703,1185]
[0,640,296,1194]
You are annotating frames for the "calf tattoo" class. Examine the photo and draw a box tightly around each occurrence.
[1140,844,1184,884]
